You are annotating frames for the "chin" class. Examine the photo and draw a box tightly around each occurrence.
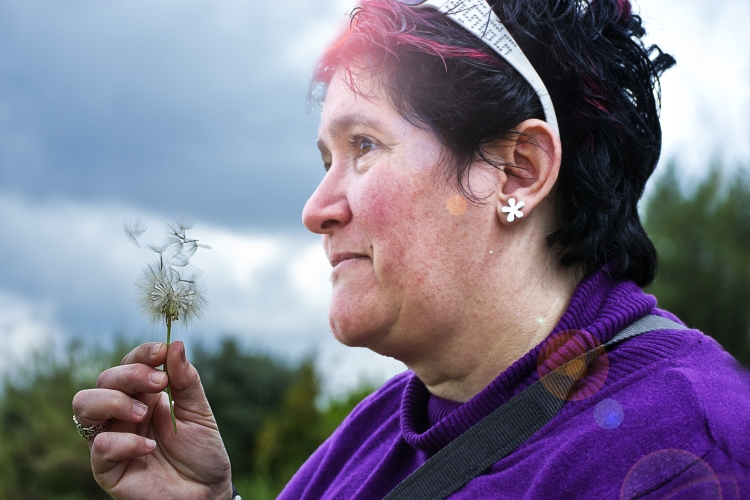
[328,291,393,349]
[328,275,397,347]
[329,310,384,348]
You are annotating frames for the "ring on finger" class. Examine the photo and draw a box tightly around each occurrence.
[73,415,108,440]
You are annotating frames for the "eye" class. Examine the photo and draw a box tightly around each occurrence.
[350,135,378,159]
[359,139,376,156]
[320,152,332,172]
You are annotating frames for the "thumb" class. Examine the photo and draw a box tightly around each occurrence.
[165,341,215,423]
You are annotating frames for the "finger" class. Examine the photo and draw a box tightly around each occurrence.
[91,432,156,484]
[97,363,168,395]
[73,388,151,427]
[164,342,215,422]
[121,342,167,367]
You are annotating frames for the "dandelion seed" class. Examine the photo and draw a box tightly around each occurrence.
[126,217,210,434]
[147,243,169,254]
[124,219,147,248]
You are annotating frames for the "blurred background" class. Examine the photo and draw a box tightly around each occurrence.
[0,0,748,498]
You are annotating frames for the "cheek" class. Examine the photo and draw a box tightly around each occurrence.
[360,174,412,229]
[357,171,449,289]
[360,173,424,257]
[329,174,437,346]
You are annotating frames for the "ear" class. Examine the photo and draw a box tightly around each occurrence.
[493,119,561,226]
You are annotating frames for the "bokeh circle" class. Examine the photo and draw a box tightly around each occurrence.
[594,398,624,429]
[446,195,467,216]
[620,449,722,500]
[537,329,609,401]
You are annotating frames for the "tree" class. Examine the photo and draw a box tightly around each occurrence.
[247,361,376,498]
[253,361,326,490]
[644,163,750,366]
[191,339,299,480]
[0,337,375,499]
[188,339,375,499]
[0,340,128,500]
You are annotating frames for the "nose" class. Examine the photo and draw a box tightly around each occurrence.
[302,168,352,234]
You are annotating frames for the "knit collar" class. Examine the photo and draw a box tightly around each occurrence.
[399,268,657,454]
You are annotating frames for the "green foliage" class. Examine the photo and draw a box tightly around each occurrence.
[0,338,374,500]
[192,339,299,479]
[644,163,750,366]
[253,361,325,494]
[195,341,375,499]
[0,340,131,500]
[240,372,372,498]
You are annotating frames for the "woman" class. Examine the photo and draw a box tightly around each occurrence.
[72,0,750,498]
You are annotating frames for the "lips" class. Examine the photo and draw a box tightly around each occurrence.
[329,252,369,268]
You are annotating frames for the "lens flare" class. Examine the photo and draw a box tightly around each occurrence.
[594,398,624,429]
[446,195,467,216]
[537,329,609,401]
[621,449,723,500]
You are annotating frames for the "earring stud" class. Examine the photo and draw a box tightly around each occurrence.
[501,198,525,223]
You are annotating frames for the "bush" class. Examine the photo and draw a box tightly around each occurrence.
[644,163,750,366]
[0,338,374,499]
[195,340,375,498]
[0,340,129,500]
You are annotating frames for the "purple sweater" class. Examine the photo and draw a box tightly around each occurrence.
[279,270,750,499]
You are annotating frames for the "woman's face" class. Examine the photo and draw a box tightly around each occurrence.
[302,71,499,362]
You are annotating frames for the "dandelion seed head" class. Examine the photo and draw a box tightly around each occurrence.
[127,215,208,435]
[127,216,210,328]
[135,262,206,327]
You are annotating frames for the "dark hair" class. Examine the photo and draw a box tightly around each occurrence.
[312,0,675,287]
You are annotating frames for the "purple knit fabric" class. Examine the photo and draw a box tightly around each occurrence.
[278,269,750,499]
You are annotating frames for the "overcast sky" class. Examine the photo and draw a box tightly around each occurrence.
[0,0,748,394]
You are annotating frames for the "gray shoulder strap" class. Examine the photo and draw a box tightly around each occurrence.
[384,315,686,500]
[607,315,683,346]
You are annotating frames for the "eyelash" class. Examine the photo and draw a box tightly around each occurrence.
[348,135,378,159]
[322,135,378,172]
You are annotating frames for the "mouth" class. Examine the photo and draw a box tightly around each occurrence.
[330,253,369,269]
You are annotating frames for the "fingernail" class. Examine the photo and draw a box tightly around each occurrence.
[145,438,156,450]
[133,400,148,418]
[179,343,187,365]
[151,343,164,356]
[151,371,166,385]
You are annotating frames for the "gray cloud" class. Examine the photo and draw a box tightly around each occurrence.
[0,0,350,229]
[2,0,748,234]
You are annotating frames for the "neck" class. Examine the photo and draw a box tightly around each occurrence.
[407,233,580,403]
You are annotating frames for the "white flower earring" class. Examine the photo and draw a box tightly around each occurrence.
[501,198,525,223]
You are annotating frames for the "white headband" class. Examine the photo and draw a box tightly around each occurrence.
[403,0,560,136]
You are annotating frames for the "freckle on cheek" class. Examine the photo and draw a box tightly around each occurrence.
[446,195,467,216]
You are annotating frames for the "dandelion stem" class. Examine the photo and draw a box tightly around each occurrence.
[165,315,177,435]
[129,217,208,437]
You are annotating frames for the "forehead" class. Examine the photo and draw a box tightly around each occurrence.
[317,71,398,140]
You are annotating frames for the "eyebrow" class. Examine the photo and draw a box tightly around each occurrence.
[316,113,386,153]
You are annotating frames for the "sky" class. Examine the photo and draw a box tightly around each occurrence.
[0,0,748,395]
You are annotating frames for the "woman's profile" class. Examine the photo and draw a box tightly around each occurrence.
[72,0,750,498]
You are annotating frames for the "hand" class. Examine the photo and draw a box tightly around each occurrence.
[72,341,232,500]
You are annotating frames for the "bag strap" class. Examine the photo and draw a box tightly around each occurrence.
[384,315,686,500]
